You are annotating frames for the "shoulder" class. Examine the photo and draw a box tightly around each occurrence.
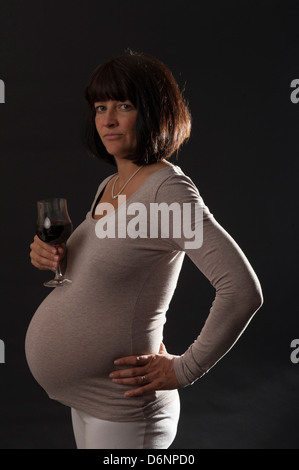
[154,164,202,203]
[153,164,214,220]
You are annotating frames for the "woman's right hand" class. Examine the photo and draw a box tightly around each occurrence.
[30,235,66,271]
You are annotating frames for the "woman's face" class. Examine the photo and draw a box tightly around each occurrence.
[94,100,138,159]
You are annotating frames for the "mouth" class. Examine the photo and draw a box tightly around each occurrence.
[104,134,123,140]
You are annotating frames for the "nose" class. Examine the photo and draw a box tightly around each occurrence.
[103,108,118,128]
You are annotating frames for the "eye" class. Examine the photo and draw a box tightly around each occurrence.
[120,103,133,110]
[95,104,106,113]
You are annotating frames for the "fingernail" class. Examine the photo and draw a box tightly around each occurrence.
[114,359,120,365]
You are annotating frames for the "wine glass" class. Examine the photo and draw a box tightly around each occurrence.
[36,198,73,287]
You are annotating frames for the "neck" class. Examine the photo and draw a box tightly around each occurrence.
[114,158,143,186]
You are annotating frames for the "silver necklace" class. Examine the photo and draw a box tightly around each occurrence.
[111,165,145,199]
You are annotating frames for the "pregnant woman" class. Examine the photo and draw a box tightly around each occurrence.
[27,51,263,449]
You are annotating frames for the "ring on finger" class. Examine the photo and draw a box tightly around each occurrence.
[141,375,146,384]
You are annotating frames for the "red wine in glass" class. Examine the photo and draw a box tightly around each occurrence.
[36,220,73,245]
[36,198,73,287]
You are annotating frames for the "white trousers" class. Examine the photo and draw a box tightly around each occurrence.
[71,395,180,449]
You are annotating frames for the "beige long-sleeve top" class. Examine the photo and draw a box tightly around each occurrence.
[25,164,263,421]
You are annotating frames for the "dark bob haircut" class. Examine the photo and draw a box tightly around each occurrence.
[84,51,191,166]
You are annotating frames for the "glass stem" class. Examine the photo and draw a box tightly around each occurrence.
[54,264,63,280]
[54,244,63,280]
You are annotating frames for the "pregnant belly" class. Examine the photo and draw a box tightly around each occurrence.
[25,290,131,397]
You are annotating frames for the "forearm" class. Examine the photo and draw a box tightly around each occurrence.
[173,282,262,386]
[173,219,263,387]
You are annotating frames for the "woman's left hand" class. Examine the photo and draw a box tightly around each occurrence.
[109,343,181,397]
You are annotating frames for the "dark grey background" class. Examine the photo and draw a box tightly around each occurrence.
[0,0,298,449]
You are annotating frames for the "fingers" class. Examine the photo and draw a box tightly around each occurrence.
[110,349,181,397]
[110,365,147,380]
[110,354,154,385]
[113,354,152,366]
[30,235,66,271]
[110,354,156,382]
[111,373,149,386]
[124,383,153,397]
[110,370,157,397]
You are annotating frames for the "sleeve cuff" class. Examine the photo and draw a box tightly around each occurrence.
[173,354,206,388]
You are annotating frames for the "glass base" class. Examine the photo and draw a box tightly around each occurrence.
[43,278,72,288]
